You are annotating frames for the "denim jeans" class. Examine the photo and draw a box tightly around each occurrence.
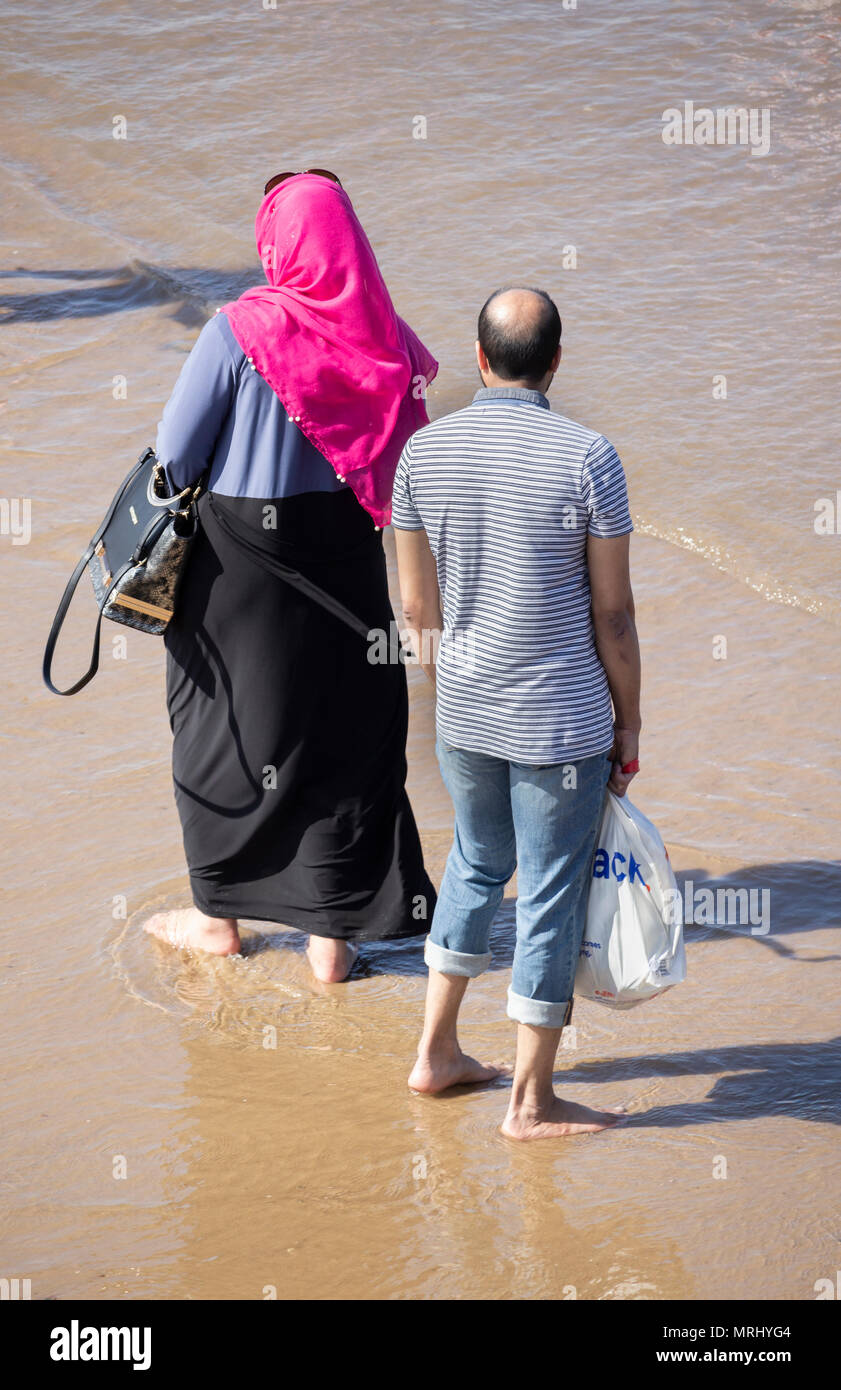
[426,740,611,1028]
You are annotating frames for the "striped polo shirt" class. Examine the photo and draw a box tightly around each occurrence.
[390,386,633,764]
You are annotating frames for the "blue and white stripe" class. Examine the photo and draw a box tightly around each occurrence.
[391,386,633,763]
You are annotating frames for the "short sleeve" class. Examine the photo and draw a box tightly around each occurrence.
[155,316,238,492]
[581,435,633,537]
[390,439,424,531]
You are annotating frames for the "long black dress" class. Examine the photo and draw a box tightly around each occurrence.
[164,486,435,941]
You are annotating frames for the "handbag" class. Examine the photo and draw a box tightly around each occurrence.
[43,448,379,698]
[42,446,205,695]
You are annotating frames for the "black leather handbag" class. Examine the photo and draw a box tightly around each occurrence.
[42,446,205,695]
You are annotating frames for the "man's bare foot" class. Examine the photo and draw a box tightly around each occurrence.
[409,1048,510,1095]
[143,907,241,956]
[501,1097,627,1141]
[305,936,359,983]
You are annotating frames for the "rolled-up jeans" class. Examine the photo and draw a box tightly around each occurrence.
[426,740,611,1028]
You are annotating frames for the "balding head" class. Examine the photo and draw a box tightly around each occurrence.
[477,286,562,387]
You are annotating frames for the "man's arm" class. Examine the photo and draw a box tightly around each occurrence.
[586,532,641,796]
[393,527,443,687]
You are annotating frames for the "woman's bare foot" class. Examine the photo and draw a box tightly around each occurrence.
[143,907,241,956]
[409,1047,509,1094]
[305,936,359,983]
[501,1097,627,1141]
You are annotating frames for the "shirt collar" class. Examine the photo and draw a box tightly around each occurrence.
[473,385,550,409]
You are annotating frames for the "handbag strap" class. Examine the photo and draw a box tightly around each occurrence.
[42,449,154,696]
[43,477,375,696]
[208,495,374,641]
[42,541,133,696]
[42,449,203,697]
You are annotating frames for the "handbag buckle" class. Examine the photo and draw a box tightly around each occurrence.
[94,540,112,587]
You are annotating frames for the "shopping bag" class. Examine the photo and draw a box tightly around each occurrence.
[575,791,686,1008]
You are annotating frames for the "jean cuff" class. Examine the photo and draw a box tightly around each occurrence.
[506,987,573,1029]
[424,937,492,978]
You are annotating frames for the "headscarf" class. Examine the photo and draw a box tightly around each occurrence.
[221,173,438,526]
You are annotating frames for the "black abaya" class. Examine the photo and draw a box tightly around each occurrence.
[164,487,435,941]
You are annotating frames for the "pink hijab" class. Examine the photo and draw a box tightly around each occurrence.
[221,174,438,527]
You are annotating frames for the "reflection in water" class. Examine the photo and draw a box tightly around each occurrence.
[162,996,694,1300]
[94,837,841,1299]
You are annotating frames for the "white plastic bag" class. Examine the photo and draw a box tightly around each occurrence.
[575,791,686,1009]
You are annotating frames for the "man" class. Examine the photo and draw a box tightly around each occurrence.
[391,286,640,1140]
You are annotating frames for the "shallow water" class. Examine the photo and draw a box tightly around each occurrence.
[1,0,840,1300]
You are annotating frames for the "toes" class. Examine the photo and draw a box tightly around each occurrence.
[144,914,175,942]
[485,1065,509,1081]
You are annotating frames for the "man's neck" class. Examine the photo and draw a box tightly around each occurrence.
[479,373,551,393]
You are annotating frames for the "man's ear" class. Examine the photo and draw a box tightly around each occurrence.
[475,340,489,374]
[551,344,562,371]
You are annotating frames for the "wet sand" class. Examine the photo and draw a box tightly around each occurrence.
[1,523,838,1300]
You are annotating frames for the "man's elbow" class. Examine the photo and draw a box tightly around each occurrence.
[591,602,635,639]
[400,594,432,631]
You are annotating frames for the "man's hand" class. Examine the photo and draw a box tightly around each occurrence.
[607,724,640,797]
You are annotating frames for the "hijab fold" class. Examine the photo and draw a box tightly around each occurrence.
[221,174,438,526]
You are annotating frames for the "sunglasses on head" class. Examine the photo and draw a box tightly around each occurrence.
[263,169,342,197]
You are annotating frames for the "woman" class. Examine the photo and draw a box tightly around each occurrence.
[144,171,438,981]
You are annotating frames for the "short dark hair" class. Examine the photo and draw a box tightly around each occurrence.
[477,286,561,384]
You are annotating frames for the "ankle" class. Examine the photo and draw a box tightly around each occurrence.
[507,1085,556,1118]
[417,1035,461,1064]
[202,914,238,933]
